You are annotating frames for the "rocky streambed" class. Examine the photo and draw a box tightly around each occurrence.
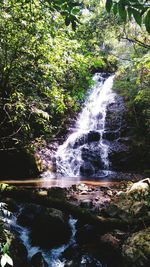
[0,178,150,267]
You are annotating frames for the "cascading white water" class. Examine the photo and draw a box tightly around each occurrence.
[56,73,116,177]
[8,214,77,267]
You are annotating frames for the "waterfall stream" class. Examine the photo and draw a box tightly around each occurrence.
[56,73,116,178]
[8,213,78,267]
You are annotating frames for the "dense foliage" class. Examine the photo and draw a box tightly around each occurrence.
[0,0,91,150]
[0,0,149,171]
[106,0,150,33]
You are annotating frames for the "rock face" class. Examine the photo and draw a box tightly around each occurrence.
[30,252,48,267]
[122,228,150,267]
[17,204,71,249]
[104,93,150,172]
[80,145,103,175]
[0,149,39,179]
[104,95,132,171]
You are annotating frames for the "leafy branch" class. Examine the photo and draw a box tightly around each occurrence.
[106,0,150,33]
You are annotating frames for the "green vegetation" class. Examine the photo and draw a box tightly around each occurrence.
[0,0,149,174]
[106,0,150,33]
[0,0,118,152]
[114,51,150,139]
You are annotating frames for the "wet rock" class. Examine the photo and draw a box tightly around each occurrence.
[17,204,71,249]
[30,252,48,267]
[122,227,150,267]
[3,198,18,212]
[80,200,93,209]
[80,162,95,176]
[80,145,103,175]
[81,146,103,169]
[103,130,119,141]
[62,245,102,267]
[108,141,130,171]
[47,187,67,200]
[73,135,88,149]
[9,238,29,267]
[75,224,98,245]
[87,131,100,142]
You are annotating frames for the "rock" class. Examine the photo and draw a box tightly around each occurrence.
[103,130,118,141]
[100,233,120,251]
[3,198,18,212]
[108,141,130,171]
[9,238,29,267]
[17,204,71,249]
[30,252,48,267]
[127,178,150,197]
[87,131,100,142]
[122,227,150,267]
[76,184,89,192]
[80,162,95,176]
[98,232,123,267]
[73,134,88,149]
[47,187,67,200]
[80,200,93,209]
[75,224,98,245]
[0,149,39,179]
[81,146,103,170]
[62,245,102,267]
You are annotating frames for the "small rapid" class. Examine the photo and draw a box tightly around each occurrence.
[7,212,77,267]
[56,73,116,177]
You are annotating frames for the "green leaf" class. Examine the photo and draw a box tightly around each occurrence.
[113,3,118,15]
[144,10,150,33]
[132,8,142,25]
[118,2,127,22]
[71,7,80,16]
[61,3,69,11]
[127,7,133,20]
[2,243,9,254]
[106,0,113,13]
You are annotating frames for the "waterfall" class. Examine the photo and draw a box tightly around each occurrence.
[55,73,116,177]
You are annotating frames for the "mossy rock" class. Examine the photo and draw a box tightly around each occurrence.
[122,227,150,267]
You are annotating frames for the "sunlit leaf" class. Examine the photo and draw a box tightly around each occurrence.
[1,254,13,267]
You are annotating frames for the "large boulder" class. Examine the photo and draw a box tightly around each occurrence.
[9,238,29,267]
[104,179,150,221]
[127,178,150,197]
[17,204,71,249]
[75,224,98,245]
[30,252,48,267]
[122,228,150,267]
